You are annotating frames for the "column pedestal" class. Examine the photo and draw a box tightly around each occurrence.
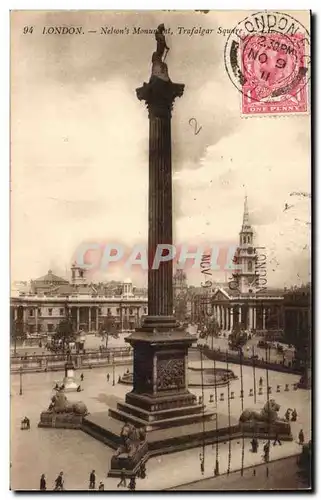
[63,359,79,392]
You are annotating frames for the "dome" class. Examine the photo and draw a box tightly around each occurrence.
[123,277,132,284]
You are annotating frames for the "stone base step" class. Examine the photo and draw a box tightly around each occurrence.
[108,406,216,431]
[117,401,205,422]
[82,411,242,457]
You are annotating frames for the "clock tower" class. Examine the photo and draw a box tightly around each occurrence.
[233,196,257,294]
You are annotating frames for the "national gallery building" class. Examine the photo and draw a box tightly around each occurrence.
[10,264,147,335]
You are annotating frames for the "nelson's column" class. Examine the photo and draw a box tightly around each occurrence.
[83,26,221,463]
[108,24,216,450]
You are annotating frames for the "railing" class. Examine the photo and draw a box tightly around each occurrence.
[197,346,302,375]
[10,347,133,373]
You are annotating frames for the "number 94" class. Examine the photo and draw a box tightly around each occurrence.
[23,26,34,34]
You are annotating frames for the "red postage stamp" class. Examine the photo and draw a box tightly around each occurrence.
[240,33,308,115]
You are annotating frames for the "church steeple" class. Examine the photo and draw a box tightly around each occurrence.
[239,195,253,247]
[242,196,250,228]
[233,197,257,294]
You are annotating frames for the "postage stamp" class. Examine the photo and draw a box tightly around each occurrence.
[224,11,311,116]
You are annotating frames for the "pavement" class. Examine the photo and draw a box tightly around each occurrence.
[10,358,311,491]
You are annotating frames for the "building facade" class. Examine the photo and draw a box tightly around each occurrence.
[11,266,147,335]
[283,284,311,348]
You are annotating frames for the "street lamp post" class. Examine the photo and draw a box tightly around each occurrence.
[112,353,115,386]
[19,366,23,396]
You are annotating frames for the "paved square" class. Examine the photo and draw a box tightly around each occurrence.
[11,360,311,490]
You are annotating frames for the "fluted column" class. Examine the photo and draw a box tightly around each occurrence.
[230,307,234,331]
[218,306,221,328]
[249,307,253,329]
[136,78,184,328]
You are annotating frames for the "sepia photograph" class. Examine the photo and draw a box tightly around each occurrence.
[10,9,312,491]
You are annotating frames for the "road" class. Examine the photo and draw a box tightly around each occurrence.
[169,455,311,490]
[198,335,295,364]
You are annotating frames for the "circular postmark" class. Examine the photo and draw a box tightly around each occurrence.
[224,11,311,107]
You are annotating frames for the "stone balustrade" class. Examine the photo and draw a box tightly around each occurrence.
[10,347,133,373]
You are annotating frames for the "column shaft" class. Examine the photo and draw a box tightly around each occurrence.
[148,112,173,317]
[88,307,92,331]
[230,307,234,330]
[35,307,38,333]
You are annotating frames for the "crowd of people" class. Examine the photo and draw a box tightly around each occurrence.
[39,471,105,491]
[250,427,306,461]
[38,464,147,491]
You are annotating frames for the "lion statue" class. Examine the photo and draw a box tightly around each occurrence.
[115,422,146,457]
[240,399,281,423]
[47,390,88,416]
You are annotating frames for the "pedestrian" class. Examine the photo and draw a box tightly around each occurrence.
[54,471,64,491]
[89,469,96,489]
[273,432,282,446]
[117,468,127,488]
[285,409,291,421]
[128,476,136,491]
[263,441,270,462]
[98,481,104,491]
[291,409,297,422]
[199,453,204,474]
[107,373,110,382]
[139,463,146,479]
[40,473,46,491]
[80,373,84,382]
[299,429,305,445]
[251,437,258,453]
[259,377,263,386]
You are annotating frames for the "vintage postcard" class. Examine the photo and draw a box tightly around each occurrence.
[10,10,311,491]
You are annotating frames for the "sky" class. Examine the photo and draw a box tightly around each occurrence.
[11,10,311,288]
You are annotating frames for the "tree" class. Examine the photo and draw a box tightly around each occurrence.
[206,317,221,339]
[229,321,247,348]
[174,291,188,322]
[11,319,27,354]
[54,317,75,352]
[99,313,116,348]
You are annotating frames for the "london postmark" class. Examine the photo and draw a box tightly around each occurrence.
[224,11,311,115]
